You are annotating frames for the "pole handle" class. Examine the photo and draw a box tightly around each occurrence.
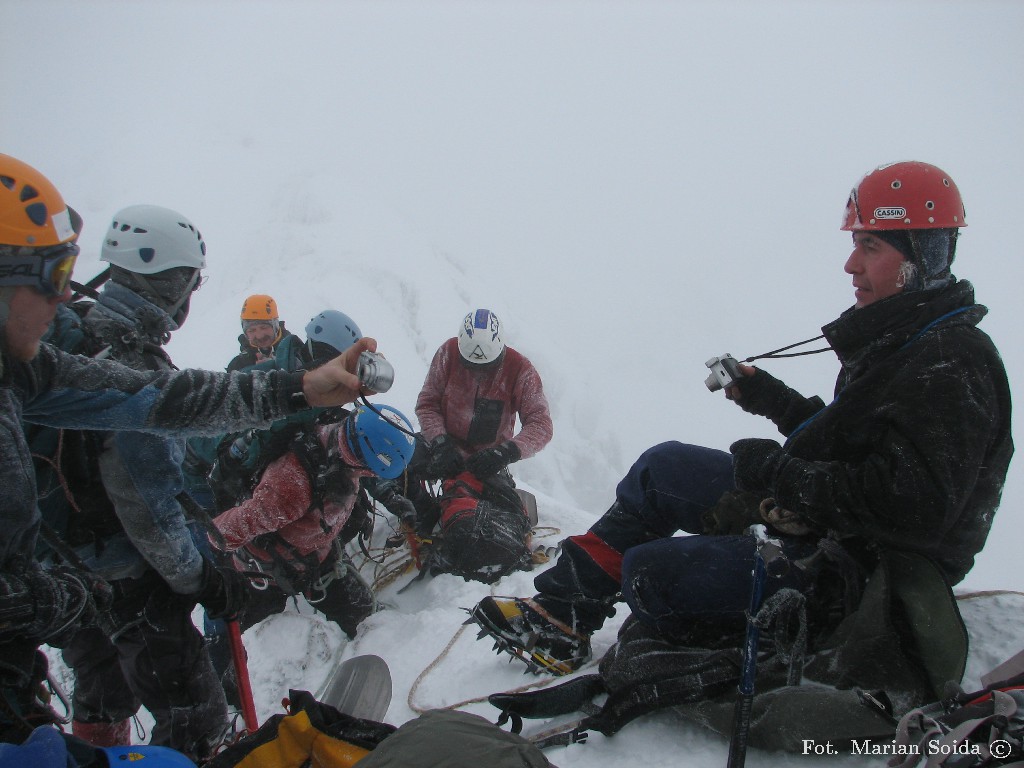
[227,619,259,733]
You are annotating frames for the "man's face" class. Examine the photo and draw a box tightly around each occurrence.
[844,232,908,308]
[4,285,68,361]
[244,321,277,350]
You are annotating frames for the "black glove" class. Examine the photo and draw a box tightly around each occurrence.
[374,479,418,523]
[426,435,463,479]
[17,562,113,648]
[730,438,786,493]
[196,558,251,621]
[465,441,521,478]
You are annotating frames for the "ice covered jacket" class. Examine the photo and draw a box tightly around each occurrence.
[1,340,308,643]
[74,285,207,592]
[211,424,372,568]
[415,338,553,459]
[738,280,1013,584]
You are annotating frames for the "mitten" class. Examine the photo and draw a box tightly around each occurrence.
[196,558,251,621]
[374,480,418,523]
[730,438,786,493]
[425,435,463,479]
[465,441,521,478]
[19,563,111,647]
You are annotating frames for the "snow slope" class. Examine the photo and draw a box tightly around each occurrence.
[11,1,1024,765]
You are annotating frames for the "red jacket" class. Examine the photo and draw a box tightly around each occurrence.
[415,338,553,459]
[212,426,371,566]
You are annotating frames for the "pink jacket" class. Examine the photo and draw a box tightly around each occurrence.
[415,338,553,459]
[212,426,371,565]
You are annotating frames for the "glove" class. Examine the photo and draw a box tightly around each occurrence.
[465,441,521,478]
[18,563,113,648]
[195,558,251,621]
[730,438,786,493]
[701,490,764,535]
[426,435,463,479]
[374,480,418,523]
[758,497,813,537]
[383,492,417,524]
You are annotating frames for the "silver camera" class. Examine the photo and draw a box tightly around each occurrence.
[357,351,394,393]
[704,353,742,392]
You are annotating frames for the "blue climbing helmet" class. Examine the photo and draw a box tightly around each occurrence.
[305,309,362,359]
[343,404,416,479]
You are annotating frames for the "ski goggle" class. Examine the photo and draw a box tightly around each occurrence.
[0,241,80,297]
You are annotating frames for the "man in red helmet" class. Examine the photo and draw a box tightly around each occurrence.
[470,162,1013,689]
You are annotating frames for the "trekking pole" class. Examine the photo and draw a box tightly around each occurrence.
[727,525,789,768]
[227,619,260,733]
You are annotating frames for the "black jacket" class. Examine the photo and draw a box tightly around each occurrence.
[740,281,1013,584]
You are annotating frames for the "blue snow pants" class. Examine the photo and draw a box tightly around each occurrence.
[534,441,814,639]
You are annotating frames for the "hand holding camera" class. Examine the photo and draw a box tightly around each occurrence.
[704,353,743,392]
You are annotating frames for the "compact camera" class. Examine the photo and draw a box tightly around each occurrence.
[704,353,743,392]
[357,351,395,393]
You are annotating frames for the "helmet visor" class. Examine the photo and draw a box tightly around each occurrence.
[0,242,80,296]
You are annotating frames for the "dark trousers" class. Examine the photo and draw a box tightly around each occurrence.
[534,441,813,638]
[61,572,227,760]
[207,553,374,708]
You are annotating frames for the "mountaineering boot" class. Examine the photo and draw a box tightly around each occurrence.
[72,718,132,747]
[468,596,591,676]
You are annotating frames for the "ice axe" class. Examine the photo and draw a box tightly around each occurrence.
[227,619,259,733]
[727,525,789,768]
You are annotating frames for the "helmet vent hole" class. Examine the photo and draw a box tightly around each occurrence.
[891,180,901,190]
[20,184,39,202]
[943,179,951,187]
[925,201,935,210]
[0,175,15,191]
[25,202,48,225]
[120,224,131,231]
[139,247,156,263]
[133,227,147,234]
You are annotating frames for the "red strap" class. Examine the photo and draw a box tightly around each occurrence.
[569,531,624,583]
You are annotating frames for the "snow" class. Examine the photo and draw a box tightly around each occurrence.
[10,0,1024,764]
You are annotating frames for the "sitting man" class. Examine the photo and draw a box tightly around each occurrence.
[401,309,553,583]
[470,161,1013,678]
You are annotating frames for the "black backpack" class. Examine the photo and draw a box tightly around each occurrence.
[427,471,532,584]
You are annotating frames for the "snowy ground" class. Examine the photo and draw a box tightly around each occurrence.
[45,483,1024,767]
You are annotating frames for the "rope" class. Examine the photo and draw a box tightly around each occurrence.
[406,621,587,714]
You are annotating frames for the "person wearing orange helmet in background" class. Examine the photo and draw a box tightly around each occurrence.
[470,161,1012,702]
[0,153,379,752]
[227,294,308,373]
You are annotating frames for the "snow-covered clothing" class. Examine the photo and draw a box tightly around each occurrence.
[60,570,228,758]
[534,280,1013,638]
[415,338,552,460]
[1,337,307,742]
[213,423,371,567]
[209,420,376,643]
